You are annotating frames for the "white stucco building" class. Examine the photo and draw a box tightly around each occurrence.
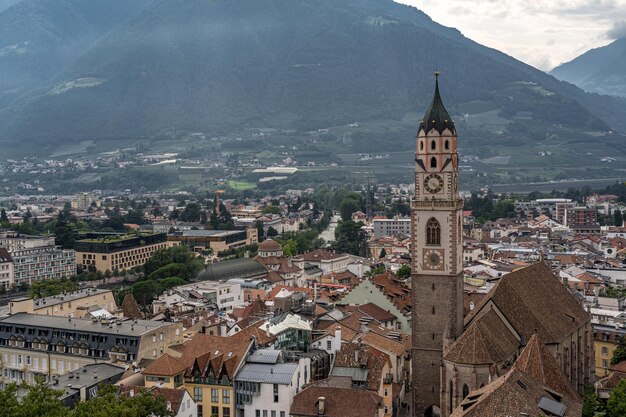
[234,349,310,417]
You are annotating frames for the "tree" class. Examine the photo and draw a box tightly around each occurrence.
[612,336,626,365]
[397,264,411,279]
[30,278,77,299]
[267,226,279,237]
[379,248,387,258]
[582,384,601,417]
[615,210,623,227]
[0,208,8,223]
[608,379,626,417]
[282,239,298,256]
[339,195,361,221]
[333,220,365,256]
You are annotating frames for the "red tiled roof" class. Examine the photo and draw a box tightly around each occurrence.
[144,353,187,377]
[290,386,382,417]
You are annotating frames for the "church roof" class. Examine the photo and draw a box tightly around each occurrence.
[465,262,589,344]
[513,334,580,401]
[443,309,519,365]
[419,73,455,135]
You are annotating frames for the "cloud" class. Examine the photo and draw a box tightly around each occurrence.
[606,20,626,39]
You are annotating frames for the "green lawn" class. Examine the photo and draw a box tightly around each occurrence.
[228,180,257,190]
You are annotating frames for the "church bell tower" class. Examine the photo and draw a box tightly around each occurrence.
[411,72,464,417]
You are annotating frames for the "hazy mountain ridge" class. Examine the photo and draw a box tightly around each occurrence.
[551,38,626,98]
[0,0,625,154]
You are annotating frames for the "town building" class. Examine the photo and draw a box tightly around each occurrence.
[234,348,310,417]
[168,229,258,254]
[8,288,117,317]
[0,232,76,287]
[48,363,125,407]
[372,218,411,238]
[0,313,183,386]
[174,281,244,312]
[144,333,255,417]
[290,385,383,417]
[0,248,14,290]
[74,232,169,272]
[295,250,350,275]
[153,221,203,234]
[71,192,97,210]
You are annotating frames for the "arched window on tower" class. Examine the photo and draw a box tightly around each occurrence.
[445,140,449,150]
[420,141,424,151]
[462,384,469,399]
[431,140,436,150]
[426,218,441,245]
[430,157,437,169]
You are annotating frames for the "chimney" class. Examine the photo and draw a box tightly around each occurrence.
[355,349,359,364]
[317,397,325,415]
[265,322,271,338]
[334,326,341,351]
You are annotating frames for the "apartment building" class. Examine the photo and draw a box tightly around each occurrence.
[0,313,183,387]
[74,232,170,272]
[372,218,411,238]
[168,229,258,254]
[174,281,244,312]
[235,348,310,417]
[0,248,13,289]
[144,333,255,417]
[9,288,117,317]
[0,232,76,287]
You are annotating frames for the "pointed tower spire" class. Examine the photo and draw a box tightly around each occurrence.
[419,71,455,135]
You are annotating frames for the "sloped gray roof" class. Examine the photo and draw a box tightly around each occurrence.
[235,363,298,385]
[247,349,281,364]
[330,366,368,382]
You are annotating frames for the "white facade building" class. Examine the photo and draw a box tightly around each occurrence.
[175,281,244,312]
[235,349,310,417]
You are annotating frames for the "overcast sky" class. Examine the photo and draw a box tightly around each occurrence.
[397,0,626,71]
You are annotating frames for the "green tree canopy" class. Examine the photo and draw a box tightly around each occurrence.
[608,379,626,417]
[397,264,411,279]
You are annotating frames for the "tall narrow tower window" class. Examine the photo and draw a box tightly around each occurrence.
[445,140,449,150]
[426,218,441,245]
[431,140,436,150]
[462,384,469,399]
[420,141,424,151]
[430,157,437,169]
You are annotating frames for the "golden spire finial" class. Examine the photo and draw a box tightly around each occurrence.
[434,70,440,78]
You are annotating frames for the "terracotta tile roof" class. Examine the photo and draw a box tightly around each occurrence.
[290,386,382,417]
[597,371,626,390]
[333,343,389,391]
[144,353,187,377]
[358,331,407,357]
[172,333,252,381]
[465,262,590,344]
[358,302,397,322]
[230,321,276,347]
[444,309,519,365]
[121,293,144,319]
[513,334,580,401]
[151,386,186,414]
[301,249,346,262]
[610,360,626,373]
[452,368,582,417]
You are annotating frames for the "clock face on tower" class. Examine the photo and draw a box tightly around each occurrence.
[424,173,444,194]
[423,248,444,270]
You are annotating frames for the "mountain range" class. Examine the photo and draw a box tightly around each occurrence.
[551,38,626,98]
[0,0,625,158]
